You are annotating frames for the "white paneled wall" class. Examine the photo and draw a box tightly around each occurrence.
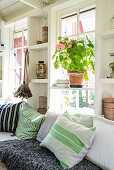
[95,0,114,115]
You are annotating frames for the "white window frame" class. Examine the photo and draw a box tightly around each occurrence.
[9,19,27,95]
[56,2,96,43]
[13,28,27,89]
[49,0,96,113]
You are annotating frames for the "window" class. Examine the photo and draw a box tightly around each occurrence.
[10,20,27,94]
[50,6,95,115]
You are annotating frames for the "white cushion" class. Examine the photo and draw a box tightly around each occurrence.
[87,115,114,170]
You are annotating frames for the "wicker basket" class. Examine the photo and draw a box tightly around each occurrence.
[104,108,114,121]
[39,96,47,109]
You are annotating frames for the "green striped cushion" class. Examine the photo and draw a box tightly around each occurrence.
[40,115,96,169]
[16,103,44,139]
[64,111,93,128]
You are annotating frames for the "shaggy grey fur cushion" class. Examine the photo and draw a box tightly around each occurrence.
[0,139,102,170]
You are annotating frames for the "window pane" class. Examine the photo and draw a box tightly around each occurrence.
[13,49,22,90]
[69,36,77,40]
[50,89,94,115]
[14,32,22,48]
[14,49,22,67]
[24,30,27,46]
[79,9,95,33]
[62,14,77,37]
[50,7,95,114]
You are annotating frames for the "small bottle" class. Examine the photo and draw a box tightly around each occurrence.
[111,15,114,29]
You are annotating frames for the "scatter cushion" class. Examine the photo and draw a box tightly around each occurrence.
[40,115,96,169]
[37,110,61,142]
[87,115,114,170]
[16,103,44,139]
[0,102,22,132]
[64,111,93,128]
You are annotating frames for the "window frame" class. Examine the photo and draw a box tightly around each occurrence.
[56,2,96,41]
[9,22,28,94]
[49,1,96,114]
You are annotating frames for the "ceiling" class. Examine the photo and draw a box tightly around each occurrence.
[0,0,62,22]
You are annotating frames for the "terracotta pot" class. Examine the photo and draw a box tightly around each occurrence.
[103,98,114,103]
[104,108,114,121]
[67,70,84,85]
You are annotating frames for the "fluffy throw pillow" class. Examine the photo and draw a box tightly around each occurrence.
[87,115,114,170]
[40,115,96,169]
[64,111,93,128]
[0,102,22,132]
[37,110,61,142]
[16,103,44,139]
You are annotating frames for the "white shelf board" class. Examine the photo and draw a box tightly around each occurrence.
[0,80,2,84]
[30,79,48,83]
[100,29,114,38]
[51,86,94,90]
[29,43,48,50]
[99,78,114,83]
[0,46,4,53]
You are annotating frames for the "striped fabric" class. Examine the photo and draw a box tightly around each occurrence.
[16,103,45,139]
[0,102,22,132]
[64,111,93,128]
[40,115,96,169]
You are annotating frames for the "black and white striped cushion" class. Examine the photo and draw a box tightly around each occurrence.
[0,102,22,132]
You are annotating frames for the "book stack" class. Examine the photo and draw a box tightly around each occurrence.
[52,79,69,88]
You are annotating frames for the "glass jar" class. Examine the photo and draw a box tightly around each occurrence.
[36,61,46,79]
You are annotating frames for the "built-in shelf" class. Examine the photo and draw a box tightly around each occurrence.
[0,80,2,84]
[29,43,48,50]
[100,29,114,38]
[51,86,94,90]
[30,79,48,83]
[99,78,114,83]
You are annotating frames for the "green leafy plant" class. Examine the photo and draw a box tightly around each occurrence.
[64,96,70,104]
[109,62,114,69]
[52,35,95,80]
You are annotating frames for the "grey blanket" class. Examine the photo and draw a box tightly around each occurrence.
[0,139,102,170]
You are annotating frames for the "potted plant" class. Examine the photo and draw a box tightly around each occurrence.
[109,62,114,78]
[52,35,95,86]
[109,62,114,69]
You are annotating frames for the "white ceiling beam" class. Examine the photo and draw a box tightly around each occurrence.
[19,0,41,9]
